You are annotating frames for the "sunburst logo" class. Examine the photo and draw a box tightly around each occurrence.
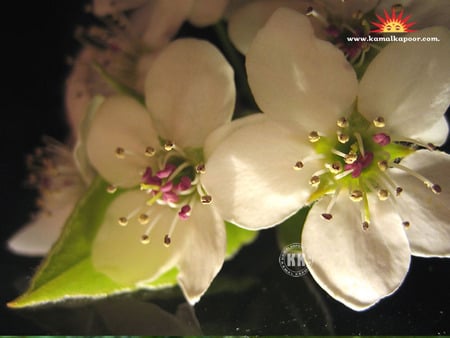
[371,8,417,33]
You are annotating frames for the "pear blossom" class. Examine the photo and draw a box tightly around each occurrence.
[8,138,87,256]
[201,8,450,310]
[85,38,235,304]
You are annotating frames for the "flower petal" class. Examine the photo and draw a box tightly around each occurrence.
[188,0,229,27]
[86,96,159,188]
[201,116,321,229]
[410,116,449,146]
[321,0,378,19]
[302,193,411,311]
[145,38,235,148]
[228,0,321,55]
[177,201,226,304]
[246,8,358,132]
[390,150,450,257]
[8,205,73,256]
[92,0,147,16]
[358,27,450,141]
[92,190,187,285]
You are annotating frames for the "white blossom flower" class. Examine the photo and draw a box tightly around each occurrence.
[85,38,235,304]
[8,138,87,256]
[201,8,450,310]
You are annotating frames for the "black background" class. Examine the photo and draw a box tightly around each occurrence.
[1,1,450,335]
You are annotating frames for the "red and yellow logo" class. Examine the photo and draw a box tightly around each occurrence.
[371,8,416,33]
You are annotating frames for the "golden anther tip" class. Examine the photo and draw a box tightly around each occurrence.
[107,185,117,194]
[138,214,150,225]
[321,213,333,221]
[144,146,156,157]
[141,234,150,244]
[293,161,304,170]
[164,234,171,247]
[115,147,125,159]
[201,195,212,204]
[305,6,314,15]
[118,217,128,226]
[309,175,320,186]
[337,132,350,144]
[344,153,357,164]
[196,163,206,174]
[362,221,369,230]
[402,221,410,228]
[350,190,363,202]
[164,141,174,151]
[373,117,385,128]
[329,162,342,174]
[308,131,320,143]
[337,117,349,128]
[377,189,389,201]
[395,187,403,196]
[377,160,388,171]
[431,184,442,194]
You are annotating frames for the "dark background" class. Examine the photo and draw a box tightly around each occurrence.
[1,1,450,335]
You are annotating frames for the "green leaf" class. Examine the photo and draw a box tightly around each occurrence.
[224,221,258,258]
[276,206,311,249]
[8,177,178,308]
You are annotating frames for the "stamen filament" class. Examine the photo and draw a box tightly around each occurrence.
[354,132,365,157]
[390,163,441,193]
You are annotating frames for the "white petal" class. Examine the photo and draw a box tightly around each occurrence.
[188,0,229,27]
[302,193,411,311]
[203,113,265,159]
[228,0,318,55]
[246,8,357,132]
[358,27,450,141]
[390,150,450,257]
[410,116,449,147]
[8,205,74,256]
[145,39,235,148]
[138,0,193,49]
[86,96,159,188]
[177,201,226,304]
[92,0,147,16]
[201,116,321,229]
[92,190,187,285]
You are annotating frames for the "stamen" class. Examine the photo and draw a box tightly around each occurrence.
[118,216,128,226]
[138,213,150,225]
[321,189,341,220]
[106,185,117,193]
[326,162,342,174]
[115,147,125,159]
[396,187,403,196]
[334,169,353,180]
[308,131,320,143]
[164,234,171,247]
[331,148,348,158]
[196,163,206,174]
[309,175,321,186]
[377,189,390,201]
[373,117,385,128]
[391,136,437,151]
[354,132,365,157]
[402,221,410,228]
[337,132,350,144]
[293,161,304,170]
[201,195,212,204]
[337,117,349,128]
[144,146,156,157]
[140,234,150,244]
[377,160,389,171]
[164,141,174,151]
[350,190,363,202]
[344,153,358,164]
[362,221,369,230]
[305,6,328,25]
[391,163,441,194]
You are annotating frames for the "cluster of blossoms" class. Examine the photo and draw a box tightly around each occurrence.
[9,0,450,311]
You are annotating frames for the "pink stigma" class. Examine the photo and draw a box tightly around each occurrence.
[373,133,391,146]
[345,152,374,178]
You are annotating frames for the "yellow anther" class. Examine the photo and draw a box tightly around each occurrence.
[337,132,350,144]
[308,131,320,143]
[350,190,363,202]
[141,235,150,244]
[144,146,156,157]
[337,117,349,128]
[138,214,150,225]
[327,162,342,174]
[373,117,385,128]
[431,184,442,194]
[164,234,171,247]
[402,221,410,228]
[377,189,389,201]
[118,217,128,226]
[106,185,117,194]
[377,160,388,171]
[344,153,358,164]
[164,141,174,151]
[201,195,212,204]
[115,147,125,159]
[396,187,403,196]
[309,175,320,186]
[293,161,304,170]
[362,221,369,230]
